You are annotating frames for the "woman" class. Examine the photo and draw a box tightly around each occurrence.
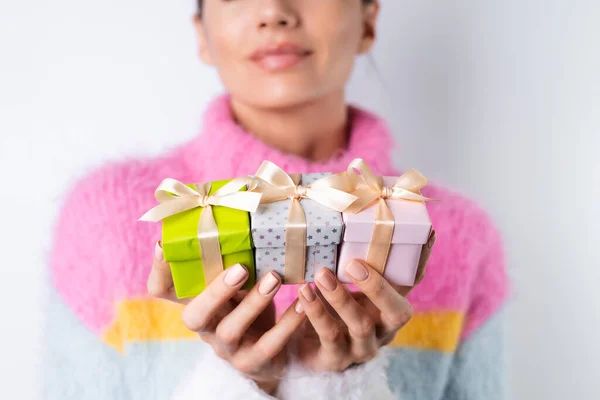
[49,1,508,399]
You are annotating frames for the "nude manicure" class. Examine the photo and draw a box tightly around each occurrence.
[300,284,316,302]
[224,264,248,286]
[346,260,369,282]
[316,269,337,291]
[259,272,280,295]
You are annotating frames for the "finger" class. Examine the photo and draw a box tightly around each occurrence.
[215,271,282,348]
[196,300,237,339]
[297,283,355,371]
[314,269,376,340]
[344,260,413,335]
[181,264,249,333]
[246,299,306,367]
[397,230,436,296]
[313,269,377,360]
[416,230,436,284]
[146,241,189,304]
[298,283,346,349]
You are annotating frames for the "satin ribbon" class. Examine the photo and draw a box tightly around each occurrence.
[140,177,262,285]
[345,159,433,275]
[253,161,358,284]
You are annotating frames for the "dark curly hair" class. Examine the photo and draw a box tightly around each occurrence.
[196,0,375,17]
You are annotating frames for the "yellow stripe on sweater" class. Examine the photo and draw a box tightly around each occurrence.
[103,299,195,353]
[103,298,463,354]
[390,310,464,352]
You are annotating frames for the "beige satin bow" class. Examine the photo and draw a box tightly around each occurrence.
[253,161,358,284]
[345,159,433,275]
[140,177,262,285]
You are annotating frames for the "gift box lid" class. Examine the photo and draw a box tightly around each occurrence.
[251,173,344,249]
[342,176,432,245]
[162,179,253,262]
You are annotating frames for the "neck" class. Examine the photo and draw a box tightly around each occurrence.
[230,91,348,162]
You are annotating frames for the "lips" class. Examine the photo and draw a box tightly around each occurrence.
[250,43,312,72]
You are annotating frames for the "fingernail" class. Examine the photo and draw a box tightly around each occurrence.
[316,269,337,291]
[346,260,369,282]
[300,284,316,302]
[224,264,248,287]
[295,301,304,314]
[259,272,280,295]
[427,231,437,249]
[154,241,164,262]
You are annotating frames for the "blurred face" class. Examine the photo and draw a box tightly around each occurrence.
[195,0,379,109]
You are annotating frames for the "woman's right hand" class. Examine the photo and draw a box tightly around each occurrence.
[146,242,306,395]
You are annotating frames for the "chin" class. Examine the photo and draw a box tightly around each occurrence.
[247,92,317,110]
[229,78,328,110]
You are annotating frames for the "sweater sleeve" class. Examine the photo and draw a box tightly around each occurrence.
[442,208,509,400]
[45,159,169,398]
[49,159,163,335]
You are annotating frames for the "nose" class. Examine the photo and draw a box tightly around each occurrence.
[258,0,299,30]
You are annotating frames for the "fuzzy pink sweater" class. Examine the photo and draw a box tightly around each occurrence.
[48,94,509,400]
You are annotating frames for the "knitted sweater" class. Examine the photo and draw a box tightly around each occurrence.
[45,95,509,400]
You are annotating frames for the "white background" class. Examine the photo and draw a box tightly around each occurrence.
[1,0,599,399]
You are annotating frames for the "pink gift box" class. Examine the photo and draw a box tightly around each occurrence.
[337,177,433,286]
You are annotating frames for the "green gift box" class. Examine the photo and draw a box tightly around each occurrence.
[142,178,258,299]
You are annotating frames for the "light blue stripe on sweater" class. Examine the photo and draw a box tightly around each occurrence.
[386,347,453,399]
[43,288,130,400]
[43,287,204,400]
[387,311,505,400]
[440,312,505,400]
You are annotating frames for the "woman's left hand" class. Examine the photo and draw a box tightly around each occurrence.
[295,230,436,372]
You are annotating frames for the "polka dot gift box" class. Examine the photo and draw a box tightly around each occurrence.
[250,162,357,284]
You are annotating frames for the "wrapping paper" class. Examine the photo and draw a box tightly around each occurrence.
[161,179,255,298]
[251,173,343,282]
[337,176,432,286]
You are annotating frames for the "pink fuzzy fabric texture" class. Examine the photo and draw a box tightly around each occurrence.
[50,94,508,340]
